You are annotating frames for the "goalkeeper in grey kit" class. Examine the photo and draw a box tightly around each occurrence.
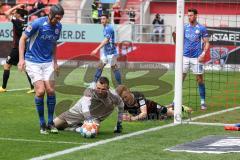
[54,76,124,133]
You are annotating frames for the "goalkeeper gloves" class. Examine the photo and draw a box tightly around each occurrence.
[114,121,122,133]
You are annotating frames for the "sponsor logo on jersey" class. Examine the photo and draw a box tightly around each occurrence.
[55,28,60,34]
[195,29,200,34]
[26,26,32,32]
[139,99,146,106]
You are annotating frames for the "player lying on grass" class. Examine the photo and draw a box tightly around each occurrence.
[53,76,124,133]
[116,85,192,121]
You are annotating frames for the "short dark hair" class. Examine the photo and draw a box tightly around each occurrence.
[188,8,198,15]
[50,4,64,17]
[98,76,109,86]
[16,9,28,18]
[101,14,109,19]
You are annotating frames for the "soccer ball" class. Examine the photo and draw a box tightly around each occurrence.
[76,119,99,138]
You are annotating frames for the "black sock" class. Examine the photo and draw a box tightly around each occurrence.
[2,70,10,89]
[26,72,34,89]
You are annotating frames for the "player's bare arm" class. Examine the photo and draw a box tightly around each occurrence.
[131,105,148,121]
[18,33,27,72]
[123,105,148,121]
[198,37,210,62]
[4,4,25,20]
[52,44,59,76]
[91,38,109,55]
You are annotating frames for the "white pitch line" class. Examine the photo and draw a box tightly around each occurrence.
[6,85,65,92]
[7,88,30,92]
[30,123,177,160]
[186,106,240,122]
[0,137,88,145]
[30,106,240,160]
[182,122,225,126]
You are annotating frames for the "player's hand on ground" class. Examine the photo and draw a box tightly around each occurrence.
[114,121,122,133]
[54,63,60,76]
[18,60,25,72]
[122,113,131,121]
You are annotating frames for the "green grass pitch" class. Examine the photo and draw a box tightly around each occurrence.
[0,66,240,160]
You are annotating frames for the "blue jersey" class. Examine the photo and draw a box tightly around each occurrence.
[103,24,117,56]
[24,16,62,63]
[184,23,208,58]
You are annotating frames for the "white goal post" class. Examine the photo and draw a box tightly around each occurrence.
[174,0,185,124]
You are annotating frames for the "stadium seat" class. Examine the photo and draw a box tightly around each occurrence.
[29,15,38,21]
[1,4,11,13]
[41,0,49,4]
[44,6,51,14]
[0,15,9,22]
[48,0,59,5]
[26,5,33,11]
[8,0,16,5]
[16,0,27,4]
[16,0,35,4]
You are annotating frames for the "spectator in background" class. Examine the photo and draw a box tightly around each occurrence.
[152,14,164,42]
[0,2,3,13]
[29,0,45,17]
[92,1,98,23]
[172,27,176,44]
[112,2,121,24]
[97,3,103,20]
[126,7,136,24]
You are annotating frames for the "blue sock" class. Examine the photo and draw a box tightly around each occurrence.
[198,83,205,104]
[235,123,240,127]
[35,96,45,126]
[94,68,102,82]
[47,95,56,125]
[113,69,121,84]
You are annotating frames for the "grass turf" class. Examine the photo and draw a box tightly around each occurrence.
[0,66,240,159]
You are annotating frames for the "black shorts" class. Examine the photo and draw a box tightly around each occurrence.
[6,48,19,66]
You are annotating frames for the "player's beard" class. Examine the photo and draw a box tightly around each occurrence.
[95,90,108,99]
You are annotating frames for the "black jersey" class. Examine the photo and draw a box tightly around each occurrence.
[124,92,159,116]
[12,17,27,48]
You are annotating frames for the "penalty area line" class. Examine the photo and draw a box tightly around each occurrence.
[182,122,225,126]
[0,137,88,145]
[30,106,240,160]
[30,123,177,160]
[7,88,30,92]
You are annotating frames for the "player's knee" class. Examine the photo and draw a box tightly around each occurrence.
[46,88,55,95]
[97,63,104,69]
[3,64,11,70]
[54,117,68,130]
[196,76,203,83]
[35,89,45,97]
[111,65,117,71]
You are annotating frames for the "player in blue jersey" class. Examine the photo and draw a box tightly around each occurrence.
[183,8,210,110]
[91,14,121,86]
[18,4,64,134]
